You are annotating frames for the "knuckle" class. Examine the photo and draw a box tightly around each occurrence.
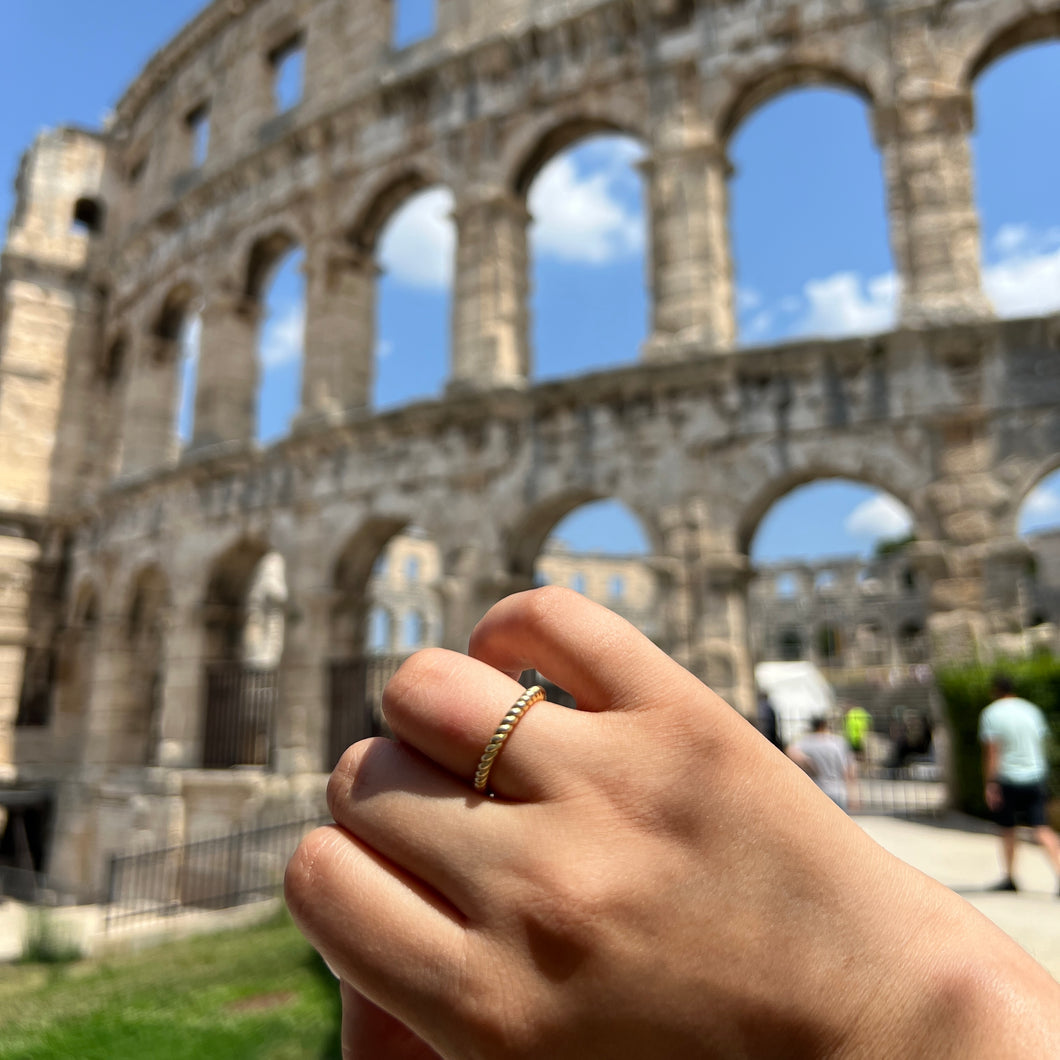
[284,826,339,919]
[381,647,459,724]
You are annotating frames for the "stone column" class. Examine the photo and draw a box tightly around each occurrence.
[687,552,755,717]
[642,132,735,357]
[875,92,993,326]
[915,416,1004,659]
[299,239,377,425]
[155,599,205,769]
[450,191,531,391]
[273,590,331,775]
[189,290,260,453]
[0,536,38,781]
[119,332,181,476]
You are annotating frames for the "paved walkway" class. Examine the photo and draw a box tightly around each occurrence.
[856,814,1060,980]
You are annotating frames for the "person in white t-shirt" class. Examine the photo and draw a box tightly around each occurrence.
[788,715,858,812]
[978,675,1060,894]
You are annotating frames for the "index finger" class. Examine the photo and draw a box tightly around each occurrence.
[468,587,709,714]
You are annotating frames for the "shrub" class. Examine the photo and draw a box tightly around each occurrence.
[936,654,1060,818]
[19,910,83,965]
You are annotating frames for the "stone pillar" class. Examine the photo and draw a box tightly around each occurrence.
[687,552,755,717]
[643,132,735,357]
[299,240,377,424]
[875,92,993,326]
[189,291,260,453]
[156,599,204,769]
[274,590,330,775]
[450,191,531,391]
[0,536,38,782]
[119,332,181,476]
[916,416,1004,659]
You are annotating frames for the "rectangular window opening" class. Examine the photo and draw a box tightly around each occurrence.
[393,0,437,49]
[271,36,305,112]
[187,103,211,168]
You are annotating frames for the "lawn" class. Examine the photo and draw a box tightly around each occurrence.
[0,912,341,1059]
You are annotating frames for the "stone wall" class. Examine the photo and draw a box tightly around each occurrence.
[1,0,1060,895]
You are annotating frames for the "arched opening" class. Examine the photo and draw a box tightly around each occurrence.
[201,542,284,768]
[523,132,648,379]
[72,196,105,235]
[247,238,305,444]
[392,0,436,48]
[727,84,894,344]
[151,284,202,450]
[747,478,922,752]
[971,35,1060,318]
[117,567,170,766]
[372,186,453,408]
[328,522,442,764]
[1017,468,1060,631]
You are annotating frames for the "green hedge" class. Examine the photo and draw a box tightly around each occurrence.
[936,654,1060,817]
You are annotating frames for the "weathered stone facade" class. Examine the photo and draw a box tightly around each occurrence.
[2,0,1060,897]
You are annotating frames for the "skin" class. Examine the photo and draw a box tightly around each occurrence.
[287,588,1060,1059]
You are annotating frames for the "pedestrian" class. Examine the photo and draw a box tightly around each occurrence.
[979,674,1060,894]
[787,715,858,811]
[843,703,871,760]
[757,691,783,750]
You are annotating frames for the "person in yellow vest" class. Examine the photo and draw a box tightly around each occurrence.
[844,704,871,760]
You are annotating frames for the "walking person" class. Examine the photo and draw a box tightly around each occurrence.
[979,674,1060,894]
[787,715,858,812]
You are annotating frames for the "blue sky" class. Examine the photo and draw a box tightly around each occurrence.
[3,4,1059,562]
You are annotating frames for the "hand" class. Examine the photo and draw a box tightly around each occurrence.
[287,588,1060,1058]
[985,780,1002,812]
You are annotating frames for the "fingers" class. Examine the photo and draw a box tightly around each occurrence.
[340,985,443,1060]
[470,587,707,715]
[327,738,508,912]
[383,647,584,800]
[285,825,468,1021]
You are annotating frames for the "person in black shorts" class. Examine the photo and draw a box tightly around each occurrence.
[979,675,1060,894]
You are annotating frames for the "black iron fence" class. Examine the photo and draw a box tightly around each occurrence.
[327,654,406,767]
[202,664,278,768]
[104,816,328,934]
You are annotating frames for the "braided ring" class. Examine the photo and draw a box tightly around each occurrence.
[472,685,546,794]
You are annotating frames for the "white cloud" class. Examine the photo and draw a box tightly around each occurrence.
[738,287,762,311]
[529,142,645,266]
[1024,484,1060,518]
[379,188,455,289]
[796,270,897,338]
[844,494,913,542]
[984,225,1060,318]
[260,303,305,368]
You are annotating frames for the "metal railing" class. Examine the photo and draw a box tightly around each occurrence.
[202,664,278,768]
[104,816,328,934]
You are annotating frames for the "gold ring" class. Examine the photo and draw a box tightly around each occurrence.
[473,685,546,794]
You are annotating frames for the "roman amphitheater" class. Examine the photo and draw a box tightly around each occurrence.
[2,0,1060,900]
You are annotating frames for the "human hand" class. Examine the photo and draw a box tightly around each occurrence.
[287,588,1060,1058]
[985,780,1002,812]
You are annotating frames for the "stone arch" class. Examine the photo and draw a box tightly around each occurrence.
[343,161,446,255]
[202,537,273,662]
[736,463,930,560]
[505,488,610,581]
[714,62,877,145]
[242,225,305,303]
[503,108,648,198]
[98,330,128,386]
[1007,456,1060,538]
[960,8,1060,86]
[149,280,201,350]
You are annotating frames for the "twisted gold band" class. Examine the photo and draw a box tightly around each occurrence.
[473,685,546,794]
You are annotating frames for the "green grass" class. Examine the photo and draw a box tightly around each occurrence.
[0,911,341,1059]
